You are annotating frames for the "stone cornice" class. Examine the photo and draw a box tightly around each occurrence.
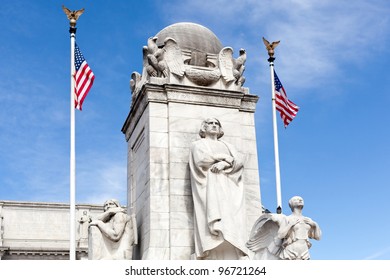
[0,200,104,211]
[122,83,259,141]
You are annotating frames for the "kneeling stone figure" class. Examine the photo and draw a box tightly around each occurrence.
[88,199,137,260]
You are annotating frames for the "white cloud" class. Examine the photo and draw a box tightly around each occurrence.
[76,153,127,206]
[364,246,390,260]
[161,0,390,92]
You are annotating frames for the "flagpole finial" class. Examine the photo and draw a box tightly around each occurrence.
[62,5,85,30]
[262,37,280,59]
[268,57,275,64]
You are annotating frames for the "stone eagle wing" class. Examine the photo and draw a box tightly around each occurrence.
[163,37,185,77]
[246,213,283,259]
[218,47,235,83]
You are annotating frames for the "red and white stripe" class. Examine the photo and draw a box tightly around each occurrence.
[275,86,299,127]
[74,61,94,110]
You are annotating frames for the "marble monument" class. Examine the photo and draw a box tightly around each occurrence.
[122,22,262,259]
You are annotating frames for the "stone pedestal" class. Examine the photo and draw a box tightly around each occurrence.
[122,22,264,260]
[122,83,262,259]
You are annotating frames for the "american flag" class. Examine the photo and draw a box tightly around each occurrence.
[274,70,299,127]
[74,43,95,110]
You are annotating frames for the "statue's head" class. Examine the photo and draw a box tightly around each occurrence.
[103,199,121,212]
[199,117,224,139]
[288,196,304,211]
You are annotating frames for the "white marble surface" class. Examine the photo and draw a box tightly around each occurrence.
[0,200,103,259]
[124,72,262,260]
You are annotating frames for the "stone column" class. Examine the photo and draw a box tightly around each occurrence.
[122,83,262,260]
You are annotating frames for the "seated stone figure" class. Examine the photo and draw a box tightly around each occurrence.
[88,199,137,260]
[247,196,321,260]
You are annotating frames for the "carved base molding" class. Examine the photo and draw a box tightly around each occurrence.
[122,83,259,141]
[0,247,88,260]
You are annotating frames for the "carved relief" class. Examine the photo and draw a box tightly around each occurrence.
[185,67,221,86]
[129,35,248,105]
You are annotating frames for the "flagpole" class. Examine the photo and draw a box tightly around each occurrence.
[63,6,85,261]
[69,26,76,261]
[268,56,283,214]
[262,37,283,214]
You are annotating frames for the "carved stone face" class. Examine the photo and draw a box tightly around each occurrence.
[204,118,221,136]
[199,118,224,139]
[289,196,304,210]
[104,200,117,212]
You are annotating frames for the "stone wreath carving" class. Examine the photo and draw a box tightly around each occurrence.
[130,36,246,103]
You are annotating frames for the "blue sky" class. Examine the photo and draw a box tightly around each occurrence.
[1,0,390,260]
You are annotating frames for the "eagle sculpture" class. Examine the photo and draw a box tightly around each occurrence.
[62,5,85,27]
[262,37,280,57]
[218,47,246,86]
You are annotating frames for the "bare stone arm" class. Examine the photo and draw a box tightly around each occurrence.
[304,217,321,240]
[89,210,127,242]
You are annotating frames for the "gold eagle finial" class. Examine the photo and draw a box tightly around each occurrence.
[62,5,85,28]
[262,37,280,58]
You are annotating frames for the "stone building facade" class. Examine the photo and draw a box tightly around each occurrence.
[0,200,103,260]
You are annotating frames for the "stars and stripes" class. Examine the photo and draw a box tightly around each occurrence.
[74,43,94,110]
[273,70,299,127]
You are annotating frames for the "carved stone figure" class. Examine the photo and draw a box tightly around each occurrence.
[189,117,248,260]
[163,37,185,78]
[78,211,91,247]
[144,36,168,78]
[129,24,249,105]
[88,199,137,260]
[247,196,321,260]
[218,47,246,86]
[130,37,174,99]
